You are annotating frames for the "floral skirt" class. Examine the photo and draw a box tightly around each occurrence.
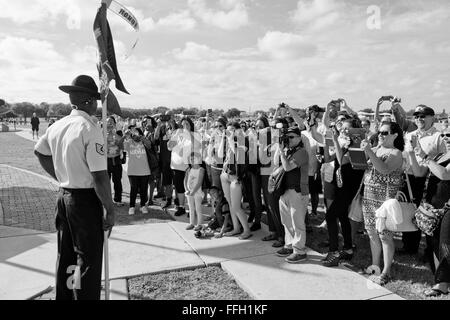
[362,169,403,234]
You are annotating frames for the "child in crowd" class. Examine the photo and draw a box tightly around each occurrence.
[184,153,205,231]
[207,186,232,238]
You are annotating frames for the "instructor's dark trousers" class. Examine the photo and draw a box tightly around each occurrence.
[55,188,104,300]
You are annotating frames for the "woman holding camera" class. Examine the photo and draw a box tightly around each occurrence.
[321,117,365,268]
[220,122,252,240]
[168,117,197,217]
[407,134,450,296]
[360,122,405,286]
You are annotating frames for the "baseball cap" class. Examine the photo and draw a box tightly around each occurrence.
[286,127,302,136]
[413,105,435,117]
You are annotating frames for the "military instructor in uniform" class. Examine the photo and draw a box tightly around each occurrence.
[34,75,115,300]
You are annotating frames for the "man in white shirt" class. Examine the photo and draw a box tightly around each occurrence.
[401,105,446,258]
[34,75,115,300]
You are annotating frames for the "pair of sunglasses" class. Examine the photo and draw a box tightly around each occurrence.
[441,133,450,138]
[378,131,390,136]
[414,115,427,119]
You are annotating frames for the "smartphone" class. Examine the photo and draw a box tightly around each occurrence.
[347,128,366,149]
[348,148,369,170]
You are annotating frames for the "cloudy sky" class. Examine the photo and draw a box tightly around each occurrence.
[0,0,449,113]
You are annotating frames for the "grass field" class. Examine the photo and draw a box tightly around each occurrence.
[128,266,252,300]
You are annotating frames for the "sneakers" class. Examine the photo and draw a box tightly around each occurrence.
[194,225,203,231]
[285,253,307,264]
[140,206,148,214]
[272,239,285,248]
[339,250,354,261]
[322,252,341,267]
[128,207,135,215]
[186,224,194,230]
[174,207,186,217]
[276,247,294,257]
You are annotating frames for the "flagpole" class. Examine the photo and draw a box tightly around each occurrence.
[102,89,110,301]
[99,0,112,301]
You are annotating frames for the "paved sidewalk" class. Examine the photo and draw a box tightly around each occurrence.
[0,165,59,232]
[0,165,404,300]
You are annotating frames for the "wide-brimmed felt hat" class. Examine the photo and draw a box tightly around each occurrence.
[59,75,101,100]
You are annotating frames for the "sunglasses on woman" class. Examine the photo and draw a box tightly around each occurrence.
[378,131,390,136]
[441,133,450,138]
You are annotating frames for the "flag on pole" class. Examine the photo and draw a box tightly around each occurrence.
[107,0,140,59]
[93,1,130,115]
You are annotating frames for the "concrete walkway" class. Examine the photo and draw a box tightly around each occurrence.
[0,221,403,300]
[0,164,404,300]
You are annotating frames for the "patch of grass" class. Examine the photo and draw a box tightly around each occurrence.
[306,207,450,300]
[128,266,252,300]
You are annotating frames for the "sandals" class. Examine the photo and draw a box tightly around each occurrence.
[424,287,449,297]
[239,232,253,240]
[224,230,242,237]
[369,273,391,286]
[262,234,278,241]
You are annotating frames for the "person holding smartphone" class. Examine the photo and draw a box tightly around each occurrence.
[400,106,447,264]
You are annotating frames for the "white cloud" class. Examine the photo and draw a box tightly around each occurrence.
[188,0,249,30]
[0,0,87,30]
[0,36,64,66]
[326,72,344,85]
[172,42,220,61]
[386,7,450,33]
[291,0,342,30]
[157,10,197,31]
[257,31,317,60]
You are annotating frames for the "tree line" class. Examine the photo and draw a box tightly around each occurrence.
[0,99,266,121]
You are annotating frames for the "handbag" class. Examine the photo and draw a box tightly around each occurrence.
[348,178,364,223]
[413,168,450,236]
[377,175,417,232]
[384,173,418,232]
[268,166,285,194]
[414,202,449,236]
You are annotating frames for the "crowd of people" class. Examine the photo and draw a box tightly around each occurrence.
[99,97,450,294]
[36,75,449,299]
